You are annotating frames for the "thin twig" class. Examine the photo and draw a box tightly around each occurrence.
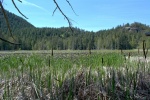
[18,0,22,3]
[52,7,57,16]
[0,37,21,45]
[66,0,78,16]
[53,0,73,32]
[11,0,28,19]
[0,1,16,41]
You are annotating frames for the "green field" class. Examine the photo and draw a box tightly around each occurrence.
[0,50,149,99]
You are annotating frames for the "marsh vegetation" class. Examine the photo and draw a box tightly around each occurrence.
[0,50,149,100]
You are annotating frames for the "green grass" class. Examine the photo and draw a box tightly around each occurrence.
[0,50,149,99]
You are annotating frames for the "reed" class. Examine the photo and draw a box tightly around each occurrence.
[0,51,149,99]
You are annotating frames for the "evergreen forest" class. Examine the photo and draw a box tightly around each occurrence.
[1,9,150,50]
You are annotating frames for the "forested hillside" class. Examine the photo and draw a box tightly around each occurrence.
[1,10,150,50]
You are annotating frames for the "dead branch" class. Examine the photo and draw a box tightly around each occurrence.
[0,1,15,41]
[53,0,73,31]
[11,0,28,19]
[66,0,78,16]
[52,7,57,16]
[0,37,21,45]
[18,0,22,3]
[0,1,21,45]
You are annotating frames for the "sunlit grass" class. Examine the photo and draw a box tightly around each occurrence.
[0,50,149,99]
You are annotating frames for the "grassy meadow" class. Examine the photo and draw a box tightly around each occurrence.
[0,50,149,100]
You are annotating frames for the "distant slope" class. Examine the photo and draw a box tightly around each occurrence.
[96,22,150,50]
[0,9,34,30]
[1,9,150,50]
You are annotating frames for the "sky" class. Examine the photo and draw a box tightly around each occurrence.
[2,0,150,32]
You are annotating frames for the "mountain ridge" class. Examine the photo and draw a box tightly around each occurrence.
[1,9,150,50]
[0,9,34,31]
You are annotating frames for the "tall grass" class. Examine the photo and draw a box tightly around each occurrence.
[0,51,149,99]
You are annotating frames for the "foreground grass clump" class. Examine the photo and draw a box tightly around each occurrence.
[0,52,149,99]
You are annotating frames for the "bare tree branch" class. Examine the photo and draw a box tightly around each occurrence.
[0,37,21,45]
[0,1,16,41]
[0,1,21,45]
[11,0,28,19]
[18,0,22,3]
[52,7,57,16]
[53,0,73,32]
[66,0,78,16]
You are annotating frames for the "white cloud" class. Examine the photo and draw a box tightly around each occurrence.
[21,0,49,13]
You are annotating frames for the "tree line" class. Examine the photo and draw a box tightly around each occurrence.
[1,10,150,50]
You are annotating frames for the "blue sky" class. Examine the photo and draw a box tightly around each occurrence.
[2,0,150,32]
